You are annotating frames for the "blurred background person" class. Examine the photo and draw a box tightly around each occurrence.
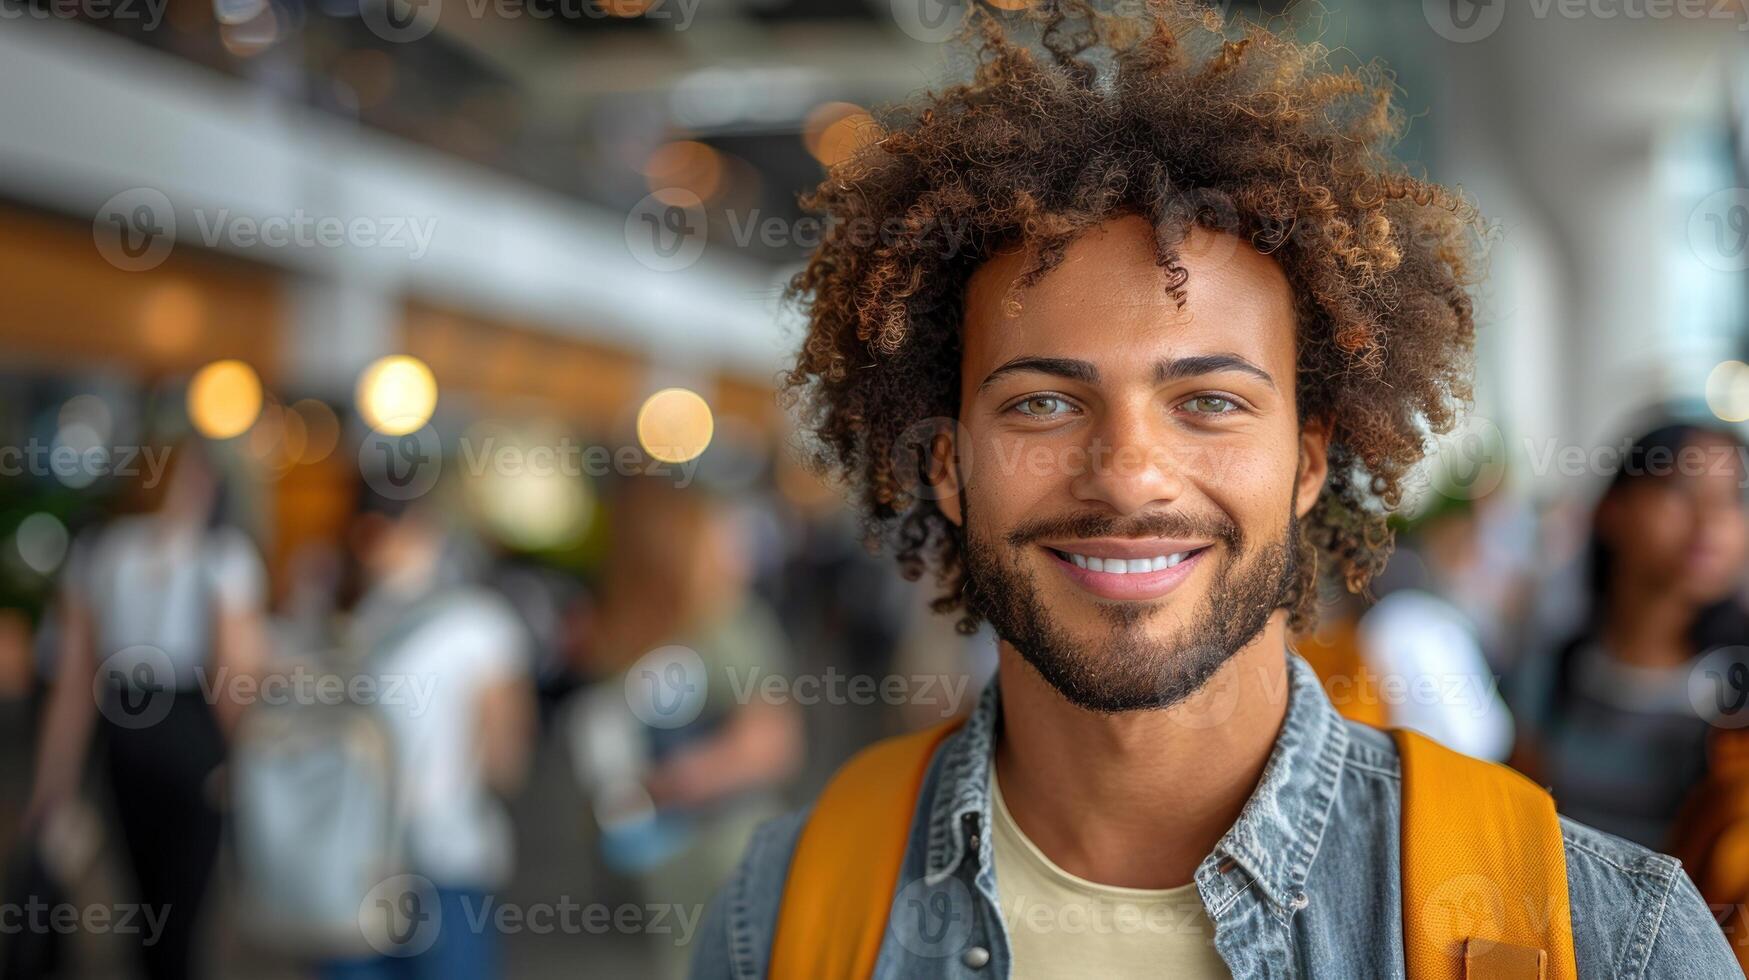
[317,477,536,980]
[1295,496,1522,761]
[568,480,800,979]
[23,438,267,980]
[1511,420,1749,848]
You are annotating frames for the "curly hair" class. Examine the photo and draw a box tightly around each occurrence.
[782,0,1484,633]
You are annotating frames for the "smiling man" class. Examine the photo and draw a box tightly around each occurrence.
[689,2,1738,977]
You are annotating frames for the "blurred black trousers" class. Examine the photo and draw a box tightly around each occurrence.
[100,690,225,980]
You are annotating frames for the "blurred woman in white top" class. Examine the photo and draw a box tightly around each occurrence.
[26,439,269,980]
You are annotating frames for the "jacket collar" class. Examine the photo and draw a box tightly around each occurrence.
[921,650,1350,915]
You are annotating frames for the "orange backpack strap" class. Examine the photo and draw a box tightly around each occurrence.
[769,719,964,980]
[1393,729,1577,980]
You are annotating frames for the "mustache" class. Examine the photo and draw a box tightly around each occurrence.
[1003,510,1242,550]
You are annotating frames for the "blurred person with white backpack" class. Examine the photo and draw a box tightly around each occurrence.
[232,473,535,980]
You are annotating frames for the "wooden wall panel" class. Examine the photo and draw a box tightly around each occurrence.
[0,205,283,380]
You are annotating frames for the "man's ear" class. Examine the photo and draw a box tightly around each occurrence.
[929,427,964,527]
[1295,417,1332,520]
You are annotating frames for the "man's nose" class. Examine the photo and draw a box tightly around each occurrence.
[1067,399,1190,515]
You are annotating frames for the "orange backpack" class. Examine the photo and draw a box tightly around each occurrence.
[769,723,1575,980]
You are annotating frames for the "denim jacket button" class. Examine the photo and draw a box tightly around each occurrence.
[961,946,991,969]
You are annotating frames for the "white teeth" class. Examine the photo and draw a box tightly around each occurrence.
[1060,549,1195,573]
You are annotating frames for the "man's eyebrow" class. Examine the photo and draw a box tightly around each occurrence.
[977,356,1100,391]
[1154,353,1276,390]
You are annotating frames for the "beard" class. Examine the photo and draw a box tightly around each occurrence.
[960,499,1298,714]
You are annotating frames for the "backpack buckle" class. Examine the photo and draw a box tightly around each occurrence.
[1463,939,1547,979]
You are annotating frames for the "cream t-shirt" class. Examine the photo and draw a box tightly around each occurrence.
[990,771,1231,979]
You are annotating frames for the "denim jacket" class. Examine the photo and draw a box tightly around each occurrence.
[690,653,1742,978]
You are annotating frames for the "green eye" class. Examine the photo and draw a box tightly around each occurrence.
[1014,395,1072,417]
[1184,395,1238,414]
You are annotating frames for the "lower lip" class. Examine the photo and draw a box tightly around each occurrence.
[1043,547,1208,601]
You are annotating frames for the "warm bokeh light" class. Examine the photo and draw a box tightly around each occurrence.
[245,400,302,476]
[1706,360,1749,423]
[187,359,264,439]
[356,355,438,436]
[643,140,724,205]
[291,398,341,463]
[139,281,206,356]
[218,4,282,57]
[636,387,714,464]
[461,419,595,551]
[597,0,653,16]
[803,102,877,169]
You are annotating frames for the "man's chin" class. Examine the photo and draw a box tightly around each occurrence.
[1009,631,1242,715]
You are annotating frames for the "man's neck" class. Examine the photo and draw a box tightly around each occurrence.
[992,614,1294,890]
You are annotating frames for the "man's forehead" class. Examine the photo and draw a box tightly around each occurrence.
[961,218,1297,372]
